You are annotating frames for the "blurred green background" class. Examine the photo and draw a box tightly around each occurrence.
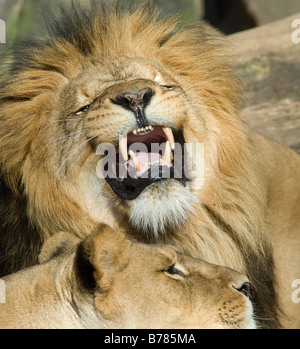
[1,0,300,45]
[1,0,202,45]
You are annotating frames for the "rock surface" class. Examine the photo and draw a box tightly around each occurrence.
[228,13,300,154]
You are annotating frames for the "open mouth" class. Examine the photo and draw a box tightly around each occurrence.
[105,125,187,200]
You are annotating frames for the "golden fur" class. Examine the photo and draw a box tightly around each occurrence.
[0,1,299,328]
[0,225,255,329]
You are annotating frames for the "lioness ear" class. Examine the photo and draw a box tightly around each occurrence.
[74,225,131,293]
[39,232,80,263]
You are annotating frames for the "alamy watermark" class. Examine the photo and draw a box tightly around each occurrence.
[0,19,5,44]
[292,279,300,304]
[0,279,5,304]
[95,141,205,189]
[292,19,300,44]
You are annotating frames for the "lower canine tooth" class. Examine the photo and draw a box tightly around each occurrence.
[129,150,142,171]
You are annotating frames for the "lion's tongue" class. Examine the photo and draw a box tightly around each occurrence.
[124,151,172,178]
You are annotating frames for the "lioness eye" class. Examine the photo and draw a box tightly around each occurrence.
[162,85,175,91]
[166,264,185,278]
[75,105,90,115]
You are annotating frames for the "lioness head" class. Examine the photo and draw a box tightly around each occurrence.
[41,225,255,329]
[0,1,245,240]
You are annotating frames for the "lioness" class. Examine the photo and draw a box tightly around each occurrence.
[0,1,299,328]
[0,225,254,329]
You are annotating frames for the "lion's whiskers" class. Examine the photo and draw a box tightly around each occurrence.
[250,305,276,325]
[56,134,99,178]
[41,130,88,151]
[41,131,88,168]
[229,309,276,329]
[223,319,235,329]
[220,308,253,329]
[226,317,241,329]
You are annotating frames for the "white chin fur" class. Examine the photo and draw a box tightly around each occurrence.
[128,180,197,238]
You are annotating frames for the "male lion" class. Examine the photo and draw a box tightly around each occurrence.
[0,225,255,329]
[0,1,299,328]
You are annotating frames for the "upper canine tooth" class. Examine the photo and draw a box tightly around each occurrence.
[133,130,137,135]
[162,127,175,150]
[129,150,142,171]
[163,141,173,164]
[119,135,128,161]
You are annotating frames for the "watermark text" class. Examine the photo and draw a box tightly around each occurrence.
[292,19,300,44]
[0,19,5,44]
[0,279,6,304]
[292,279,300,304]
[95,141,205,189]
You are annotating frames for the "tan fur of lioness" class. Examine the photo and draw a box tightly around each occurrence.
[0,1,299,328]
[0,225,255,329]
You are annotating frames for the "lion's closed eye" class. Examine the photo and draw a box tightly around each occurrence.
[75,104,91,115]
[164,263,187,280]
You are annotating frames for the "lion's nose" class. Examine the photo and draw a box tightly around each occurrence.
[112,87,153,127]
[232,281,251,298]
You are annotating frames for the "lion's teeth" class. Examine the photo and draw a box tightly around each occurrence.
[163,141,173,164]
[119,135,128,161]
[129,150,142,171]
[162,127,175,150]
[132,125,153,134]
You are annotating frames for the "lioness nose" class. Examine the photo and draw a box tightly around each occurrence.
[113,87,153,127]
[232,281,251,298]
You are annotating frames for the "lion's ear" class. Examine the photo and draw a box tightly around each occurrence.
[39,232,80,263]
[73,225,131,293]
